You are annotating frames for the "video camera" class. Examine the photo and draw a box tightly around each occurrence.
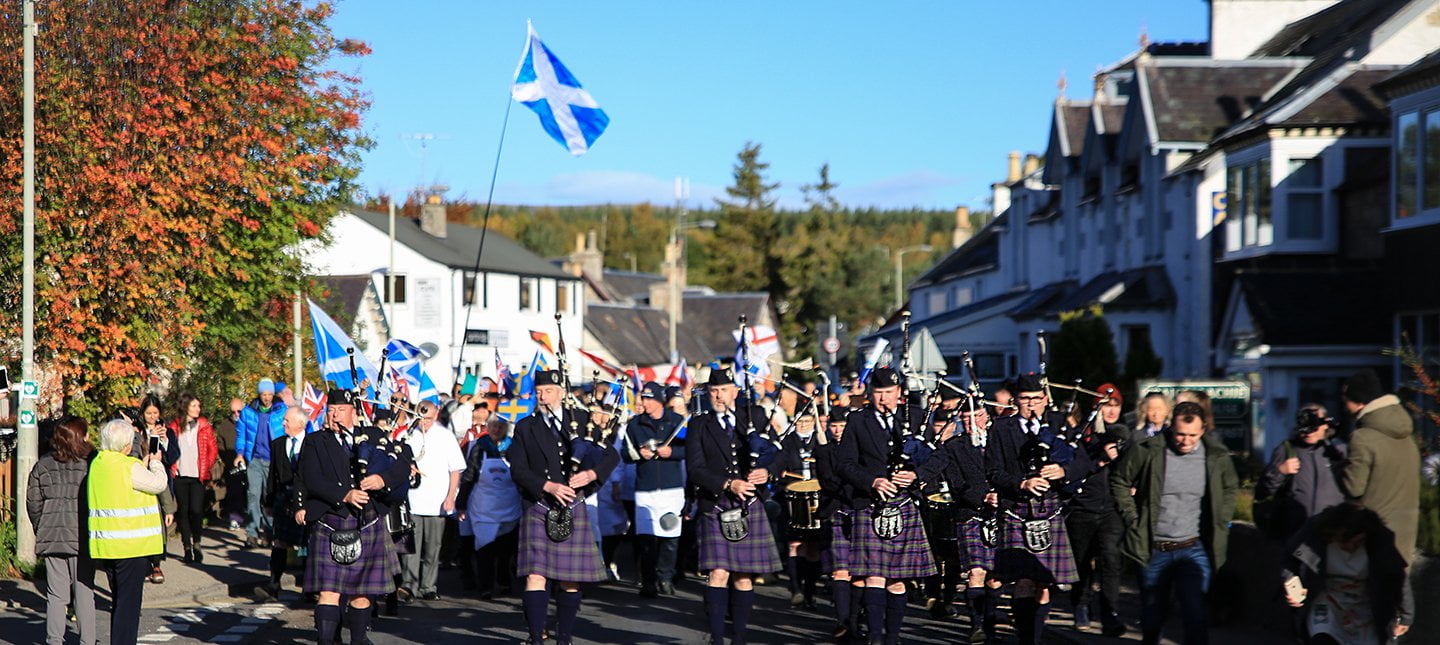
[1295,407,1335,434]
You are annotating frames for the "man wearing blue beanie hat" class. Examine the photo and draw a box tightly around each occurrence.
[236,377,289,548]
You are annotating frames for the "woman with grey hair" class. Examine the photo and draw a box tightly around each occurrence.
[88,417,170,645]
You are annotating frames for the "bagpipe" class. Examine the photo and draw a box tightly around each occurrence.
[736,314,780,473]
[344,348,415,540]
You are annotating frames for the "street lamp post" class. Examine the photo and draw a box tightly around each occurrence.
[16,0,38,566]
[668,208,714,363]
[894,244,932,312]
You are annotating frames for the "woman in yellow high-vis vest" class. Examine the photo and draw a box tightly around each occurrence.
[88,417,170,645]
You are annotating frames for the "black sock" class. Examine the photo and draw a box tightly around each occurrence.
[731,589,755,645]
[884,591,906,645]
[295,557,306,589]
[864,587,886,640]
[1033,602,1051,643]
[985,586,1003,625]
[523,590,548,642]
[704,586,729,644]
[799,560,820,600]
[1012,597,1038,645]
[314,604,341,645]
[555,590,581,643]
[965,587,988,627]
[784,556,799,594]
[831,579,851,624]
[343,603,370,645]
[849,584,866,629]
[269,549,286,585]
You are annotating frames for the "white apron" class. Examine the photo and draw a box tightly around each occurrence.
[634,487,686,537]
[466,456,522,550]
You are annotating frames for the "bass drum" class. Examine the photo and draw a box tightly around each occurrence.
[921,493,958,541]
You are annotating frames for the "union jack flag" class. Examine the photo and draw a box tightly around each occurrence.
[302,383,326,433]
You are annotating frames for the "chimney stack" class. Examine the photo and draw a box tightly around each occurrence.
[952,206,973,249]
[419,187,449,238]
[1006,151,1022,183]
[1023,154,1041,177]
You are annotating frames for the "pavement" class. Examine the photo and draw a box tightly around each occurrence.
[0,522,1433,644]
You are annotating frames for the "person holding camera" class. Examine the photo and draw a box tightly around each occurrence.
[89,418,171,644]
[1255,404,1347,542]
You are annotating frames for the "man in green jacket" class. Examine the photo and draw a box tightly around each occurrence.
[1110,402,1238,645]
[1340,368,1420,565]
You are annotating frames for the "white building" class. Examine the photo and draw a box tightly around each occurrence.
[307,198,584,391]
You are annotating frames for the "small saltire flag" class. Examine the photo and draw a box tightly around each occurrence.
[512,21,609,156]
[382,339,442,404]
[307,299,379,393]
[858,338,892,385]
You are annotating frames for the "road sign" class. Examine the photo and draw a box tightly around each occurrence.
[20,380,38,399]
[822,337,841,354]
[1137,379,1251,452]
[19,409,35,427]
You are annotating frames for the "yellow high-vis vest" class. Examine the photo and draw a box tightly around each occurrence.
[87,450,164,559]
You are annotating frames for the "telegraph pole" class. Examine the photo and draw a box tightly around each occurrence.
[16,0,38,566]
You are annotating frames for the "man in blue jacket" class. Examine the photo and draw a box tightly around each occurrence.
[235,378,288,547]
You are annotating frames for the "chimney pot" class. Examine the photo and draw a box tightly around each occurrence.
[952,206,973,249]
[1006,151,1022,183]
[1023,154,1041,177]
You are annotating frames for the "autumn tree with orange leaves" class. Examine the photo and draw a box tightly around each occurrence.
[0,0,369,417]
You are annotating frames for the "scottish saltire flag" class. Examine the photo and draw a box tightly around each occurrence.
[382,339,441,404]
[302,383,327,434]
[602,378,630,411]
[307,299,379,393]
[512,21,609,156]
[858,338,892,385]
[732,333,770,387]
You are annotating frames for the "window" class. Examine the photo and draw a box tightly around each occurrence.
[382,274,407,304]
[1427,108,1440,211]
[557,282,569,314]
[462,272,479,306]
[1397,111,1419,219]
[927,290,946,314]
[1286,158,1324,240]
[519,277,533,311]
[1227,158,1272,251]
[955,286,974,307]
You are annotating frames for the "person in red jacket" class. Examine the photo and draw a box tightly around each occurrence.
[168,393,219,563]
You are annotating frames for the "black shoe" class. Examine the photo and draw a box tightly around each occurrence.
[193,548,204,564]
[1101,611,1125,637]
[257,582,281,600]
[657,580,675,596]
[421,592,440,601]
[639,586,658,598]
[967,624,988,644]
[789,591,805,608]
[396,587,414,604]
[802,597,818,611]
[1074,604,1091,629]
[182,546,193,563]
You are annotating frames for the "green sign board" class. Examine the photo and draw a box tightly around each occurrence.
[1136,380,1252,452]
[19,408,36,428]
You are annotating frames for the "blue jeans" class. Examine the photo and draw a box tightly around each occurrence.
[245,458,272,539]
[1140,542,1210,645]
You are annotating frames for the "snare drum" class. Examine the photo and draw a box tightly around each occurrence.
[784,479,823,534]
[922,492,958,541]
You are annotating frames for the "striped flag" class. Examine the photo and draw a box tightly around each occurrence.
[302,383,327,433]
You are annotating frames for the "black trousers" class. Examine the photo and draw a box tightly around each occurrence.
[476,527,518,594]
[638,535,679,589]
[926,539,961,604]
[1066,509,1123,613]
[105,557,149,645]
[174,476,206,548]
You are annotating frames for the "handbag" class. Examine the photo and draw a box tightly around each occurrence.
[545,504,574,543]
[872,504,903,540]
[718,506,749,542]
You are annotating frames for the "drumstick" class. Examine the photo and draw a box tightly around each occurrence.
[781,471,808,479]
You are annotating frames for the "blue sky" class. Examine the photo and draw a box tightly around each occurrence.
[329,1,1210,211]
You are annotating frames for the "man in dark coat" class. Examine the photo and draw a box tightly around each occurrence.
[834,367,941,645]
[625,382,687,597]
[508,369,617,645]
[687,366,783,645]
[988,373,1089,645]
[300,389,413,645]
[936,397,1005,643]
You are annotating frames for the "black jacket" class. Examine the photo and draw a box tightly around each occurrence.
[834,405,942,509]
[299,426,413,521]
[509,406,618,504]
[1281,516,1413,638]
[987,415,1090,506]
[624,410,686,491]
[686,406,779,515]
[933,436,992,519]
[263,434,304,514]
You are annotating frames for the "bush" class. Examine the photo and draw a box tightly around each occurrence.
[0,512,38,579]
[1420,478,1440,556]
[1234,488,1255,524]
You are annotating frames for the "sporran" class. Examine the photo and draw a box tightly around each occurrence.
[545,504,574,543]
[718,507,749,542]
[1022,518,1053,553]
[872,504,903,540]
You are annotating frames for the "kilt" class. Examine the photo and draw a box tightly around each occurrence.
[851,502,937,580]
[957,515,997,571]
[698,500,782,575]
[517,501,607,583]
[822,511,853,573]
[305,512,399,597]
[994,496,1077,584]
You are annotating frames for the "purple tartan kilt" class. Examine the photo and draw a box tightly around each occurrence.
[994,496,1077,584]
[957,516,997,571]
[822,510,853,572]
[305,512,399,597]
[698,500,782,575]
[851,503,937,580]
[517,501,607,583]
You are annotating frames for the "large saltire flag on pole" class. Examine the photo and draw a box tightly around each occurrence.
[512,21,609,156]
[307,299,379,392]
[382,339,442,404]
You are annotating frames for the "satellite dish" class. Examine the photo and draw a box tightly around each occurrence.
[419,342,440,358]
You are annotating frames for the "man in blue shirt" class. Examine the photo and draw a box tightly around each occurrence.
[235,378,288,547]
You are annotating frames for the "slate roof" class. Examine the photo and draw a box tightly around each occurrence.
[1253,0,1412,58]
[1234,271,1390,345]
[1058,103,1092,157]
[861,290,1031,344]
[1047,266,1175,314]
[315,274,376,332]
[601,270,664,304]
[1276,68,1392,127]
[1142,63,1301,143]
[1008,281,1079,320]
[345,208,572,280]
[1375,49,1440,97]
[584,303,711,365]
[681,292,773,361]
[910,213,1005,288]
